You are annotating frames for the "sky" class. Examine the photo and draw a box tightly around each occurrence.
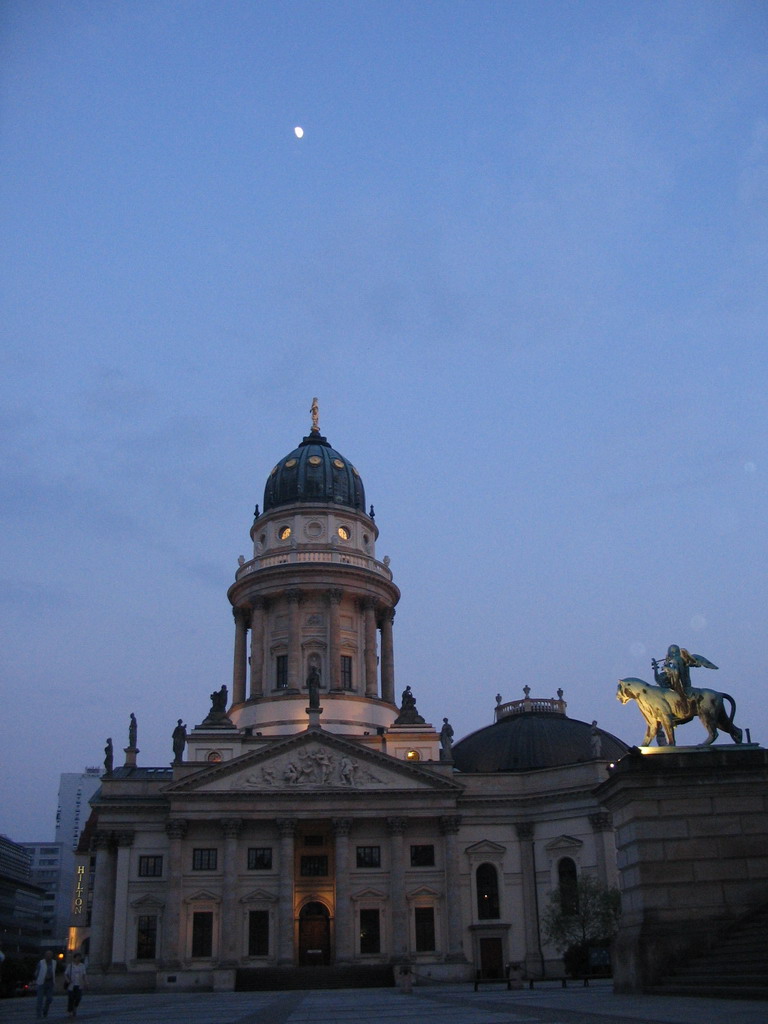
[2,0,767,841]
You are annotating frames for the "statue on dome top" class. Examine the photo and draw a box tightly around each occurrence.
[310,396,320,433]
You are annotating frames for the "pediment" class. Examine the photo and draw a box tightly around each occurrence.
[406,885,441,900]
[240,888,278,904]
[544,835,583,853]
[130,893,165,910]
[164,729,461,795]
[464,840,506,856]
[351,887,387,902]
[183,888,220,904]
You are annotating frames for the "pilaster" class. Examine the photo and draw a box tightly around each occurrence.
[276,818,296,964]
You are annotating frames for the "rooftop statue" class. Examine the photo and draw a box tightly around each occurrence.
[617,644,742,746]
[440,717,454,759]
[209,685,228,714]
[307,663,321,710]
[394,685,425,725]
[172,720,187,764]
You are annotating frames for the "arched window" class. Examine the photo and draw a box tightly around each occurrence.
[476,863,500,920]
[558,857,578,915]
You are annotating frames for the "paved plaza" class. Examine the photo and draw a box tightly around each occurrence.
[3,983,767,1024]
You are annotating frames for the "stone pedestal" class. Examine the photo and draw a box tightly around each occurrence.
[595,745,768,993]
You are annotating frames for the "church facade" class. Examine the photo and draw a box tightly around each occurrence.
[82,412,628,991]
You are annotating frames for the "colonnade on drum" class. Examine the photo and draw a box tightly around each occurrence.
[230,589,396,705]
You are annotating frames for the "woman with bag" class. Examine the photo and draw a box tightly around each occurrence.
[64,953,86,1018]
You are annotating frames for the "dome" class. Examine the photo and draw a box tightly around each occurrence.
[263,431,366,514]
[452,710,629,773]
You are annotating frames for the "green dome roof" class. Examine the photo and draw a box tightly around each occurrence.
[452,713,629,773]
[263,431,366,514]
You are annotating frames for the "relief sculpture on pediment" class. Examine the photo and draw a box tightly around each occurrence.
[242,748,381,789]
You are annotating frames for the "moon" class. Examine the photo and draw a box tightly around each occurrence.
[294,126,304,139]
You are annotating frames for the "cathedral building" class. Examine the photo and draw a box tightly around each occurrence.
[82,411,628,991]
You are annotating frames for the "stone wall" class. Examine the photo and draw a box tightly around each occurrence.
[596,745,768,992]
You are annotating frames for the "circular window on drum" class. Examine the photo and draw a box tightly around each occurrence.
[207,751,222,763]
[306,521,323,538]
[278,526,291,540]
[337,526,350,540]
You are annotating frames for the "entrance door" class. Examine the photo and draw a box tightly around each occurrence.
[479,937,504,978]
[298,901,331,965]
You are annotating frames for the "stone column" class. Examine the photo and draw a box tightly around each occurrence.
[249,598,265,698]
[387,817,408,959]
[515,821,543,977]
[88,832,116,973]
[327,589,343,691]
[362,598,378,697]
[275,818,296,964]
[161,819,187,969]
[379,608,395,704]
[439,816,466,962]
[286,591,302,691]
[589,811,615,887]
[219,818,243,965]
[110,830,135,968]
[332,818,353,963]
[232,609,248,705]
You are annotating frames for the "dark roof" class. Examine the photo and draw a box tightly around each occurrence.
[263,432,366,514]
[451,712,629,773]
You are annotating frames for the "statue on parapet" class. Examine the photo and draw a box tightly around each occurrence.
[128,713,137,749]
[440,717,454,759]
[306,663,321,710]
[209,685,228,714]
[394,685,426,726]
[172,720,187,764]
[104,738,113,774]
[617,642,742,747]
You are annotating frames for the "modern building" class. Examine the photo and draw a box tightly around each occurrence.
[0,835,45,955]
[16,768,104,953]
[18,842,67,949]
[56,768,103,854]
[84,412,628,991]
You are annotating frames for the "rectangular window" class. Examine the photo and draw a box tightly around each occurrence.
[192,848,217,871]
[300,855,328,877]
[359,908,380,954]
[248,910,269,956]
[414,907,435,952]
[136,915,157,959]
[356,846,381,868]
[247,847,273,870]
[410,844,435,867]
[341,655,353,690]
[191,911,213,957]
[138,855,163,877]
[276,654,288,688]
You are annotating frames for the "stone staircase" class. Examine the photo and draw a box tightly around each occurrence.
[235,964,395,991]
[652,904,768,1000]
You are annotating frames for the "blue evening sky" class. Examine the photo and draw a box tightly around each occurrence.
[2,1,767,839]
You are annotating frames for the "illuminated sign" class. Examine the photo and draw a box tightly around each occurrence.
[72,863,86,916]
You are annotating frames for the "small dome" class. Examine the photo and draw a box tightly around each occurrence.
[452,712,629,773]
[263,431,366,514]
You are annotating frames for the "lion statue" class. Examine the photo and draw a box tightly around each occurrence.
[616,677,742,747]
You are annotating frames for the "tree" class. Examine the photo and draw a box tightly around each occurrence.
[541,875,621,976]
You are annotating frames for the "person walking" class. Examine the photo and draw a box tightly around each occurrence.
[64,953,86,1017]
[34,949,55,1019]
